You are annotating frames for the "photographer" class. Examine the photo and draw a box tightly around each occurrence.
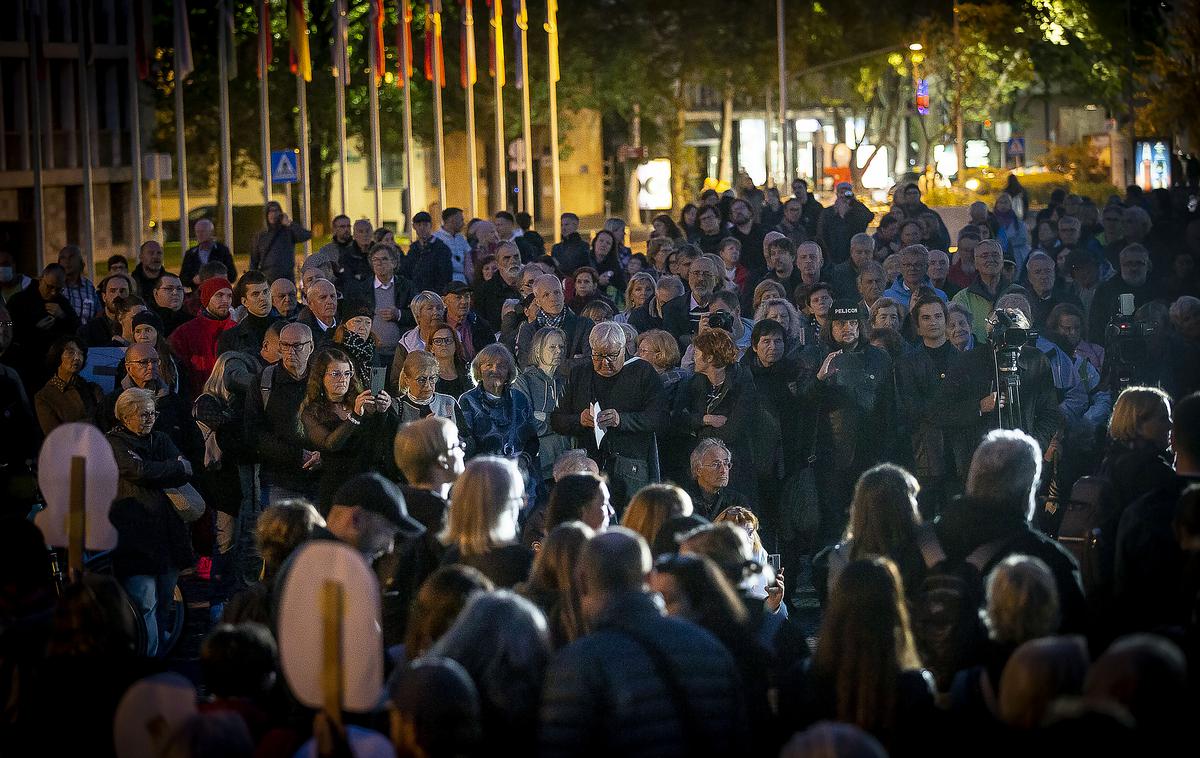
[942,307,1060,479]
[1088,244,1164,346]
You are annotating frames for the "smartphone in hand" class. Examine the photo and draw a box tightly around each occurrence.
[370,367,387,395]
[767,554,782,575]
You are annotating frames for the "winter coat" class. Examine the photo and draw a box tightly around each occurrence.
[34,374,103,435]
[672,362,765,503]
[458,386,540,493]
[539,590,746,758]
[106,426,194,577]
[301,400,397,512]
[515,311,594,373]
[250,222,313,283]
[513,365,572,482]
[243,364,317,495]
[169,312,238,400]
[401,237,454,295]
[894,341,959,479]
[180,242,237,289]
[193,392,252,515]
[796,339,894,472]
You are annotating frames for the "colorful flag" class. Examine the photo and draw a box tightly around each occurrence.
[333,0,350,84]
[220,0,238,79]
[545,0,558,83]
[174,0,194,80]
[257,0,273,80]
[397,1,414,81]
[288,0,311,81]
[425,1,445,88]
[371,0,386,85]
[487,0,504,85]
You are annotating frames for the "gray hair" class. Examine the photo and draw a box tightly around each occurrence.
[410,290,446,320]
[529,326,566,370]
[115,387,156,426]
[1122,206,1152,233]
[850,232,875,250]
[617,322,638,356]
[655,274,685,298]
[1169,295,1200,327]
[995,293,1033,324]
[754,297,803,344]
[966,429,1043,521]
[1026,251,1055,269]
[689,437,731,477]
[589,321,626,350]
[470,343,517,385]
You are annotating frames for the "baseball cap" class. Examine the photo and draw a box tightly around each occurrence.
[332,473,424,537]
[444,281,473,296]
[830,300,863,321]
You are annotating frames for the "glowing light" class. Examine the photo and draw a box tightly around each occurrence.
[965,178,981,191]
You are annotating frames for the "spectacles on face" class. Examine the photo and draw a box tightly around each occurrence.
[370,256,392,265]
[701,459,731,471]
[443,439,468,452]
[157,285,185,294]
[592,352,622,364]
[411,375,438,386]
[137,410,159,421]
[326,370,354,380]
[280,341,313,352]
[126,358,155,367]
[430,336,455,346]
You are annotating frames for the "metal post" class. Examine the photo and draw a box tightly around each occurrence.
[368,6,383,229]
[546,1,561,242]
[491,1,506,212]
[464,3,479,218]
[399,4,415,236]
[259,1,272,204]
[218,6,234,256]
[433,3,447,210]
[297,80,311,254]
[126,0,143,246]
[335,0,348,215]
[27,7,45,265]
[517,0,534,223]
[174,53,189,251]
[78,4,96,278]
[777,0,789,183]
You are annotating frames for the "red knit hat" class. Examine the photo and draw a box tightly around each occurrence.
[200,276,233,306]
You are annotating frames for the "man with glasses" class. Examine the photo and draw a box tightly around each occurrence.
[662,254,721,347]
[883,244,948,309]
[552,322,667,514]
[952,239,1029,342]
[150,273,191,336]
[367,244,415,364]
[100,342,200,460]
[683,438,749,521]
[1089,243,1164,344]
[516,274,593,372]
[246,322,321,503]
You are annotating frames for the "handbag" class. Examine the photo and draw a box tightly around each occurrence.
[165,483,206,523]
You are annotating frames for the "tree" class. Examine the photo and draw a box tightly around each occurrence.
[1136,0,1200,142]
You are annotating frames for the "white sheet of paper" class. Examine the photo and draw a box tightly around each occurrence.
[591,401,605,449]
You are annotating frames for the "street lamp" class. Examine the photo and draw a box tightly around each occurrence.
[908,42,923,51]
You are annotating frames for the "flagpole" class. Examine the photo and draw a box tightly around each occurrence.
[174,5,190,252]
[292,0,311,254]
[126,2,144,244]
[297,80,311,254]
[464,2,479,219]
[218,1,234,255]
[77,4,96,278]
[399,3,416,237]
[368,2,383,229]
[334,0,348,215]
[491,1,505,212]
[517,0,533,221]
[259,0,272,205]
[432,2,447,211]
[546,0,561,243]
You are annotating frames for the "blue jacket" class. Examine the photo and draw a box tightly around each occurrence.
[883,275,948,309]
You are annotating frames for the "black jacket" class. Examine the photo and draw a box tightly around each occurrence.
[895,341,959,479]
[539,591,746,758]
[672,363,764,502]
[106,427,194,577]
[401,237,454,295]
[243,364,317,494]
[180,241,237,290]
[475,275,521,330]
[627,300,666,334]
[216,312,277,357]
[335,244,376,306]
[816,201,873,266]
[1088,276,1165,346]
[551,233,591,275]
[7,283,80,390]
[516,311,593,372]
[78,314,121,347]
[731,223,768,273]
[796,339,894,472]
[130,264,167,300]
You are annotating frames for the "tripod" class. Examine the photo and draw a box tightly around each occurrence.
[992,346,1025,430]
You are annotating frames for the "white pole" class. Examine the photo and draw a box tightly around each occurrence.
[400,6,416,236]
[368,9,383,229]
[777,0,789,184]
[335,0,348,215]
[546,1,561,242]
[77,4,96,278]
[174,44,189,251]
[126,1,144,245]
[259,1,272,204]
[432,3,447,210]
[491,2,506,212]
[517,0,534,222]
[218,4,234,256]
[297,79,311,255]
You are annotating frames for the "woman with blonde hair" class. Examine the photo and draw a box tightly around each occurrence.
[622,483,693,548]
[615,272,657,325]
[441,456,534,588]
[517,521,594,648]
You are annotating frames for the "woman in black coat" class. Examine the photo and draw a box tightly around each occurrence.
[107,386,194,657]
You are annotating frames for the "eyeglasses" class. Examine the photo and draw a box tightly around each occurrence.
[126,358,155,367]
[411,375,438,385]
[280,341,312,352]
[326,370,354,379]
[430,336,455,346]
[0,320,13,328]
[591,352,622,364]
[137,410,159,420]
[444,439,468,452]
[701,459,732,471]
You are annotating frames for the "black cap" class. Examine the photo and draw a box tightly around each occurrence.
[131,310,164,334]
[412,211,432,224]
[444,281,473,296]
[332,473,424,537]
[341,299,375,320]
[830,300,863,322]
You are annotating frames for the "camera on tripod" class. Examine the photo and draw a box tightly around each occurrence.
[1106,293,1154,375]
[988,308,1034,351]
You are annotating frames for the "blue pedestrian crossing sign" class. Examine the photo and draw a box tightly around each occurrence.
[271,149,299,184]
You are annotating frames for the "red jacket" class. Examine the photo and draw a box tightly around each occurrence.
[169,312,237,400]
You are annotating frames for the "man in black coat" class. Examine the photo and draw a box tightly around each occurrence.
[7,264,80,392]
[443,282,495,362]
[334,219,377,306]
[217,271,278,356]
[628,275,685,334]
[728,198,767,274]
[539,529,745,757]
[180,219,237,292]
[130,240,170,299]
[816,182,873,266]
[516,275,593,372]
[401,211,453,294]
[551,213,591,275]
[935,428,1087,633]
[662,256,722,348]
[79,273,132,347]
[552,323,665,513]
[1088,243,1164,344]
[475,242,522,329]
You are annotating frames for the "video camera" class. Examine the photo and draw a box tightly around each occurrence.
[1105,294,1155,385]
[707,310,735,333]
[987,309,1035,351]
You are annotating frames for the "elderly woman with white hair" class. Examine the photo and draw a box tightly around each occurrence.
[106,386,195,656]
[398,290,447,356]
[754,297,805,354]
[458,343,541,496]
[551,321,668,513]
[513,326,572,484]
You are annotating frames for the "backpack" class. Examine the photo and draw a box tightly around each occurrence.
[259,363,277,409]
[911,528,1009,693]
[1055,475,1120,598]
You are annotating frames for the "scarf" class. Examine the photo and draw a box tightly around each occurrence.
[339,331,374,387]
[536,308,567,330]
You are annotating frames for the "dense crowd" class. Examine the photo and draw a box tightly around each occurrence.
[2,177,1200,756]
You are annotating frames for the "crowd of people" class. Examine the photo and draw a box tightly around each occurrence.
[2,176,1200,756]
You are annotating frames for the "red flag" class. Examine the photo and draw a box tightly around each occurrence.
[424,1,445,88]
[257,0,273,79]
[134,0,151,80]
[371,0,386,85]
[397,1,414,81]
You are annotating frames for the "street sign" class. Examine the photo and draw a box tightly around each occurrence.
[143,153,172,181]
[1007,137,1025,157]
[618,144,648,161]
[271,149,299,184]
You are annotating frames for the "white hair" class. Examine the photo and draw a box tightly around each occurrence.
[589,321,626,350]
[1169,295,1200,327]
[966,429,1043,521]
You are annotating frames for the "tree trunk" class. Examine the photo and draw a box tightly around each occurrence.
[718,84,734,187]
